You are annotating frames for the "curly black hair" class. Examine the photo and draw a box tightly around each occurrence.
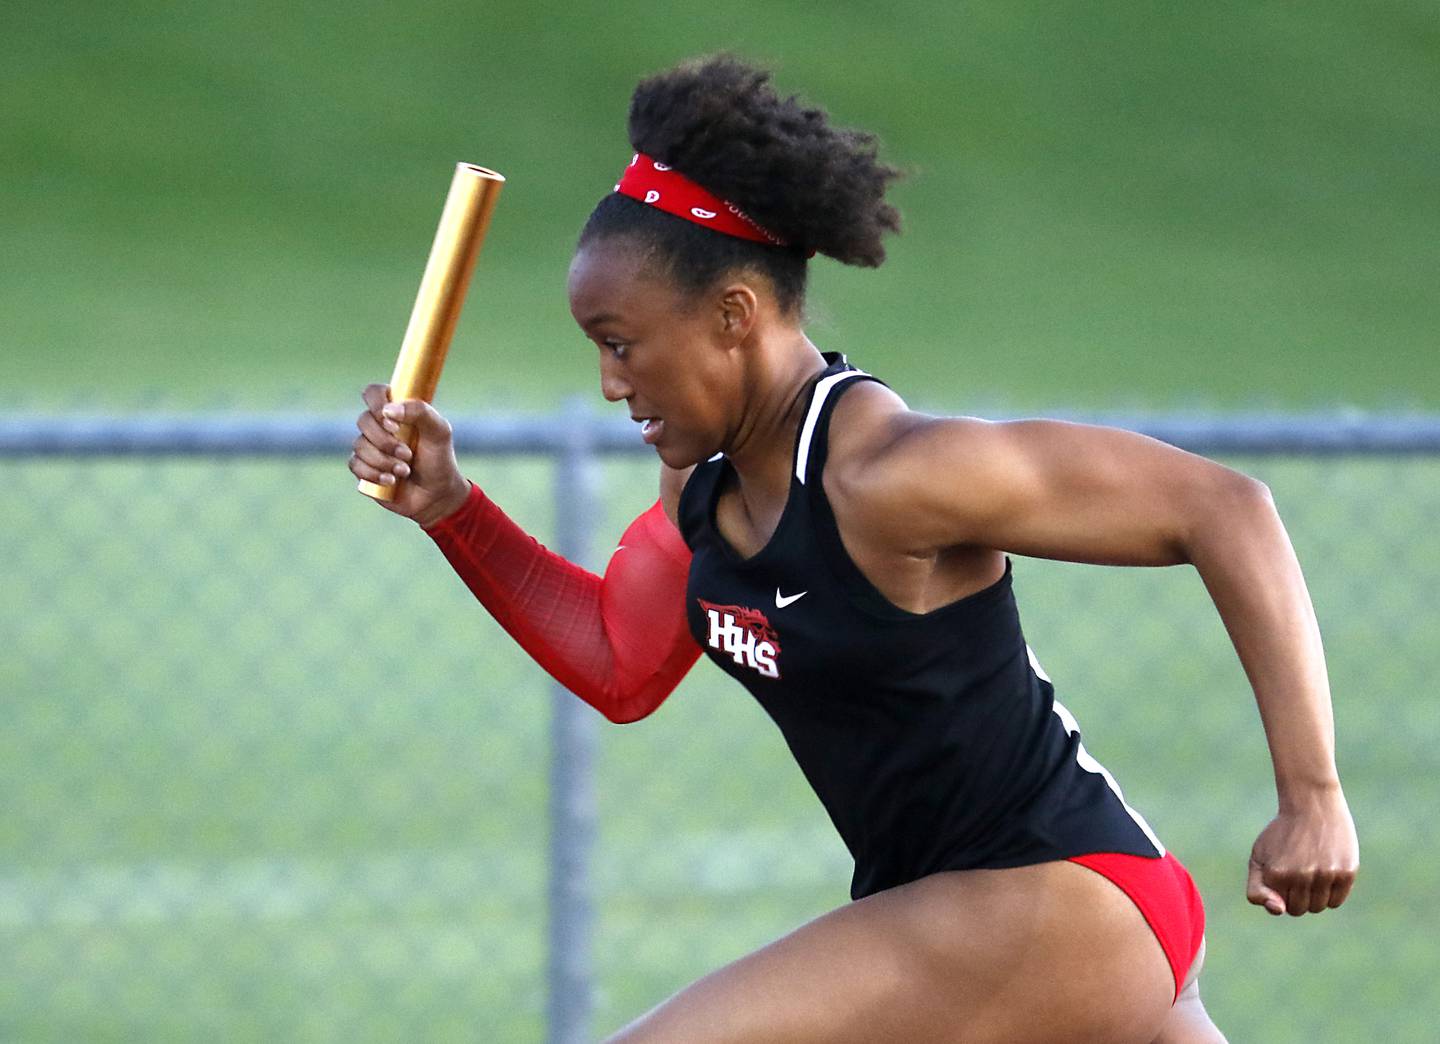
[576,53,905,318]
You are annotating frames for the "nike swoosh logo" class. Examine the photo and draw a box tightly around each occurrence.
[775,588,808,609]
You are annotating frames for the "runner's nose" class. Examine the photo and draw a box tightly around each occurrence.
[598,353,633,403]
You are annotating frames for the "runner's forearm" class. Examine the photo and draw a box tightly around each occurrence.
[1181,478,1340,804]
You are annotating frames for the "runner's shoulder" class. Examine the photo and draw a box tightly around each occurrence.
[826,379,930,492]
[825,381,996,540]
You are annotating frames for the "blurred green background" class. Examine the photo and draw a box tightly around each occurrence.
[4,1,1437,1042]
[4,0,1436,412]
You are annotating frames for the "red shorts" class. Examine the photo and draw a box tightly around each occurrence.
[1067,851,1206,1003]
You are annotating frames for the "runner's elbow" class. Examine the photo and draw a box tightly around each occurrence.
[599,702,655,725]
[1177,468,1276,562]
[590,685,671,724]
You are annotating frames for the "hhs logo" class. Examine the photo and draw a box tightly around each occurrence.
[698,600,781,679]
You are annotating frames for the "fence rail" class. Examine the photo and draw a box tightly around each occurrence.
[4,410,1437,1043]
[5,410,1440,457]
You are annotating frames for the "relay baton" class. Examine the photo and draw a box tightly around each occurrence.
[357,162,505,501]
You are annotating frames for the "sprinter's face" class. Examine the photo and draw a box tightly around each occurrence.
[568,239,755,468]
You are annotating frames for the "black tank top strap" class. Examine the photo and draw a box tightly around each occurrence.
[676,452,726,552]
[678,352,874,552]
[793,359,886,487]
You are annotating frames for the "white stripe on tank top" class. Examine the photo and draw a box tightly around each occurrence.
[796,368,870,484]
[1028,645,1166,857]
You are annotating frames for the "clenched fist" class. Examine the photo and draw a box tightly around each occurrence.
[1246,784,1359,917]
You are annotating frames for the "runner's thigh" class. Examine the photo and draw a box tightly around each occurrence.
[604,861,1174,1043]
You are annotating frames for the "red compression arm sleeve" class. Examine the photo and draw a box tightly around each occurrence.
[420,480,702,723]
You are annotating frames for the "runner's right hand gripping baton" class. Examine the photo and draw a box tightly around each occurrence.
[357,162,505,501]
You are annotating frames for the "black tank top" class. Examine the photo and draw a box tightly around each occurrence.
[678,352,1166,900]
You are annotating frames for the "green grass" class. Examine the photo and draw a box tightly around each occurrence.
[2,454,1437,1041]
[3,1,1437,414]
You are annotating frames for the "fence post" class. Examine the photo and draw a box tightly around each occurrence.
[546,400,601,1043]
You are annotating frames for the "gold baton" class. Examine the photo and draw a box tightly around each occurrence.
[358,162,505,501]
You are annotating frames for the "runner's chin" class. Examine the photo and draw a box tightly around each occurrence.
[655,433,711,470]
[655,442,690,468]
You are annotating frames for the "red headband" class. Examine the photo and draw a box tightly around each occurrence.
[614,152,814,257]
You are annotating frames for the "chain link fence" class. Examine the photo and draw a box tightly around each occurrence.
[3,412,1437,1042]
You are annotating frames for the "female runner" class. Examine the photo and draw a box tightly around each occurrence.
[349,54,1359,1043]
